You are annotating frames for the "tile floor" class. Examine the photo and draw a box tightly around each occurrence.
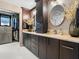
[0,42,38,59]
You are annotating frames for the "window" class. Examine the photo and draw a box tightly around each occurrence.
[0,15,11,26]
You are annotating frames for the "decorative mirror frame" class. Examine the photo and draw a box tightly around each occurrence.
[49,1,65,26]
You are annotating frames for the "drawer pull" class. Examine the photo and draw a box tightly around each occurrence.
[62,45,73,50]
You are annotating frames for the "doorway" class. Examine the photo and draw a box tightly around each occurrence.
[0,12,19,44]
[12,13,19,42]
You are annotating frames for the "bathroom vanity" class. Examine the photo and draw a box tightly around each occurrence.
[22,0,79,59]
[23,29,79,59]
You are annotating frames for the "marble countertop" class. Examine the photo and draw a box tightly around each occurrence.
[23,29,79,43]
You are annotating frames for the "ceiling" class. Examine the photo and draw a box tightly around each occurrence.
[1,0,36,9]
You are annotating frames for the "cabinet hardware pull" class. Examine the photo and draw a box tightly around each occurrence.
[62,45,73,50]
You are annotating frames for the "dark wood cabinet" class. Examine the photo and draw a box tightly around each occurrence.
[31,35,38,57]
[36,0,43,33]
[38,36,47,59]
[23,33,79,59]
[47,38,59,59]
[23,33,28,47]
[23,33,31,50]
[23,33,39,57]
[35,0,48,33]
[60,41,79,59]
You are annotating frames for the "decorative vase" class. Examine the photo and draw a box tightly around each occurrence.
[28,25,33,32]
[69,19,79,37]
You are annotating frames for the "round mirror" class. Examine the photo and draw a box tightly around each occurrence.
[50,4,65,26]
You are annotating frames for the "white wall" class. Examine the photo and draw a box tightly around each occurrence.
[0,0,23,45]
[48,0,78,35]
[0,0,21,13]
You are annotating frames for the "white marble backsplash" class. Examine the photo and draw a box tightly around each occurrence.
[48,0,79,35]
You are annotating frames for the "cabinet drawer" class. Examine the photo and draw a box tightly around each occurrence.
[60,40,78,47]
[31,42,38,48]
[60,40,79,59]
[31,44,38,57]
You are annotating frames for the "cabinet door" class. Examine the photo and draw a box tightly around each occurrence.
[23,33,31,50]
[60,41,79,59]
[47,38,59,59]
[38,37,47,59]
[23,33,27,47]
[31,35,38,57]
